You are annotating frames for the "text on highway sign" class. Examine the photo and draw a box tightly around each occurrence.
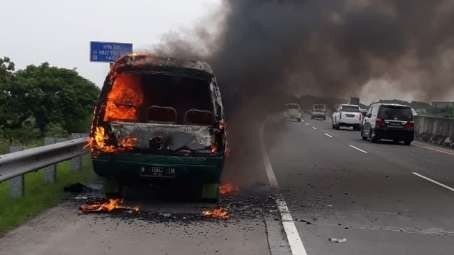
[90,41,133,62]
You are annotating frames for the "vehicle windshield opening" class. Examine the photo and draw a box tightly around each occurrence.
[104,73,214,125]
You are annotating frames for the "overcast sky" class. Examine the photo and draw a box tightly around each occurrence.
[1,0,221,86]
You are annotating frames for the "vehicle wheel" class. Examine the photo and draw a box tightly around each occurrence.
[200,183,220,203]
[104,178,123,198]
[298,118,302,122]
[369,129,378,143]
[361,129,367,140]
[393,139,400,144]
[404,140,412,145]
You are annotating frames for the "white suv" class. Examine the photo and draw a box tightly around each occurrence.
[332,104,362,130]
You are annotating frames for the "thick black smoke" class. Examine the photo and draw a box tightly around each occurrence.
[158,0,454,110]
[154,0,454,187]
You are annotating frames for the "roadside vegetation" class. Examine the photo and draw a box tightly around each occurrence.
[0,57,99,235]
[0,157,95,235]
[0,57,100,146]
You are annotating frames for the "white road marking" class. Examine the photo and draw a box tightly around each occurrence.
[413,172,454,192]
[312,126,317,130]
[414,143,454,157]
[324,133,333,138]
[260,126,279,188]
[259,125,308,255]
[349,145,368,154]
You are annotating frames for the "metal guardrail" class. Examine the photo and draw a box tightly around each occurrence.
[0,137,87,198]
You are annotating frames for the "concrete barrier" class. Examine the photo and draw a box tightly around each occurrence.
[414,116,454,148]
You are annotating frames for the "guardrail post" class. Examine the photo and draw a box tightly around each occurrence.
[43,137,57,184]
[70,133,83,171]
[9,146,24,198]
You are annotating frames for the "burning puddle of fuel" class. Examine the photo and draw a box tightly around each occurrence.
[71,183,278,225]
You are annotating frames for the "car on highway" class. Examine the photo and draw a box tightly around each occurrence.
[361,103,415,145]
[89,53,226,201]
[332,104,362,130]
[284,103,302,122]
[311,104,327,120]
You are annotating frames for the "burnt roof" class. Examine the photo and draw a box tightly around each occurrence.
[111,53,214,78]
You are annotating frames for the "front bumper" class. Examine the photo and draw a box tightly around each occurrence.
[92,152,224,184]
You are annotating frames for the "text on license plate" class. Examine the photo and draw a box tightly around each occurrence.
[140,166,177,178]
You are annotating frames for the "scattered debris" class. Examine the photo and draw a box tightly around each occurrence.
[74,195,89,201]
[80,198,139,214]
[299,218,312,224]
[202,207,230,220]
[159,212,172,218]
[219,182,239,197]
[64,183,95,194]
[329,237,347,243]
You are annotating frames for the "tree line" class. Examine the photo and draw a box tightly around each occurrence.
[0,57,100,143]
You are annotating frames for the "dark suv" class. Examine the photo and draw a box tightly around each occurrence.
[361,103,415,145]
[88,54,226,200]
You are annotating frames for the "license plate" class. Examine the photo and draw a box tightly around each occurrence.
[346,114,355,117]
[388,122,402,127]
[140,166,177,178]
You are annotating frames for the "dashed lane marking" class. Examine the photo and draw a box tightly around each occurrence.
[413,172,454,192]
[349,145,368,154]
[260,125,308,255]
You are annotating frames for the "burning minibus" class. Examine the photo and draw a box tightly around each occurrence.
[88,53,226,201]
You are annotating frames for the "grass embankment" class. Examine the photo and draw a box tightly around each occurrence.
[0,156,95,235]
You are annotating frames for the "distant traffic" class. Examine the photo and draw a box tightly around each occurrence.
[284,101,417,146]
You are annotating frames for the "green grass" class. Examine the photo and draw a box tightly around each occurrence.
[0,140,10,155]
[0,156,95,235]
[0,138,44,154]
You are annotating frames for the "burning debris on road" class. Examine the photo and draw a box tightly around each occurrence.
[201,207,230,220]
[219,182,239,197]
[79,198,139,214]
[79,199,231,221]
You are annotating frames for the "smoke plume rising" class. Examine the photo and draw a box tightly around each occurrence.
[158,0,454,109]
[154,0,454,186]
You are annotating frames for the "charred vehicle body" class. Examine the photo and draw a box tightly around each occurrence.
[89,54,226,200]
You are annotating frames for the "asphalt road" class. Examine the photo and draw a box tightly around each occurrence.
[266,116,454,255]
[2,115,454,255]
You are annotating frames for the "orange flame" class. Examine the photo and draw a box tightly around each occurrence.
[104,74,144,122]
[118,136,138,150]
[86,126,137,154]
[219,182,239,196]
[202,207,230,220]
[79,198,139,214]
[86,126,116,153]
